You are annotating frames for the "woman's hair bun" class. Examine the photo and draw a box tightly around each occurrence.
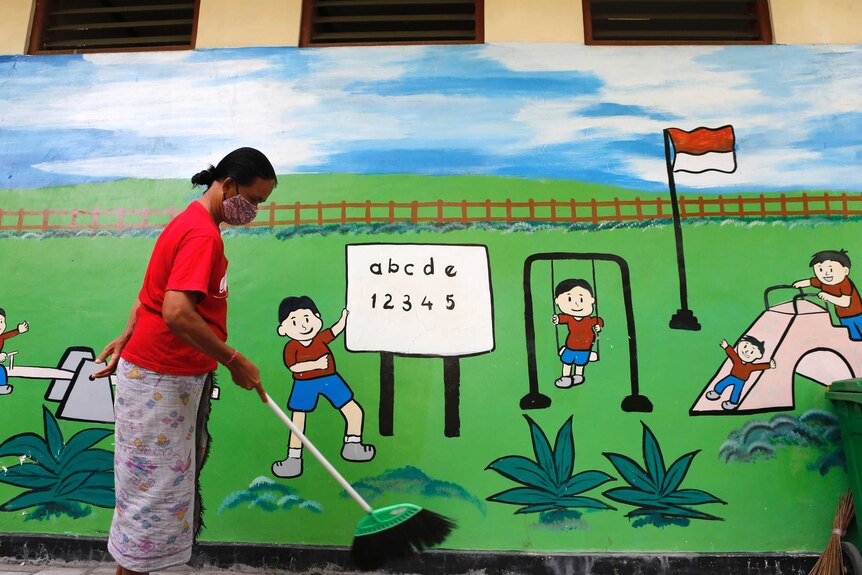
[191,166,216,187]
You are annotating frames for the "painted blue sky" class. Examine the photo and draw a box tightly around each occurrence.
[0,44,860,192]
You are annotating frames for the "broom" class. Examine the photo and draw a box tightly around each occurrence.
[263,393,456,570]
[807,490,855,575]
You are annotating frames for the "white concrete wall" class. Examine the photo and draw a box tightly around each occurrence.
[770,0,862,44]
[0,0,34,55]
[195,0,302,48]
[484,0,584,42]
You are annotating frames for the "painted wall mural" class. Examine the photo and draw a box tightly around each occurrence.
[0,44,860,554]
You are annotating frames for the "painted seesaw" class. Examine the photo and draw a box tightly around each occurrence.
[691,286,862,415]
[7,346,219,424]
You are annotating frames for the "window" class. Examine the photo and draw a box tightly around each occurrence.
[29,0,199,54]
[583,0,772,45]
[300,0,483,47]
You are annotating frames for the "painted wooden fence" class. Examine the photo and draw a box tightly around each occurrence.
[1,193,861,233]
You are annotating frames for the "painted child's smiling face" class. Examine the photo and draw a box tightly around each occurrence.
[555,287,594,318]
[737,340,763,363]
[813,259,849,286]
[278,308,322,341]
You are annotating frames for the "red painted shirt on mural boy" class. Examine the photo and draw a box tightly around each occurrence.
[810,277,862,318]
[282,328,337,380]
[557,314,603,351]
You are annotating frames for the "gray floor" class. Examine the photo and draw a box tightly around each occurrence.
[0,561,362,575]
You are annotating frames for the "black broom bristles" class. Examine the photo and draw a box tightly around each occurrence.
[351,508,457,571]
[808,490,855,575]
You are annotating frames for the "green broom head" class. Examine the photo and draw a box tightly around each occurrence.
[351,503,456,571]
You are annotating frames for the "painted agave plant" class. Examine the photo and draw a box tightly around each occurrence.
[0,406,114,520]
[603,422,725,527]
[486,415,615,528]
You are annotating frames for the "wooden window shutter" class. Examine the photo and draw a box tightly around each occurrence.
[584,0,773,45]
[29,0,199,54]
[300,0,484,47]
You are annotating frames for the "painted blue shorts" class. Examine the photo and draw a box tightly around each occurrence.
[560,347,591,366]
[840,314,862,341]
[288,372,353,412]
[713,375,745,405]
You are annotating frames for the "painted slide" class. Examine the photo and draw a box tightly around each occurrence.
[691,288,862,415]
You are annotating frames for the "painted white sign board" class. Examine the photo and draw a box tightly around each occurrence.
[345,243,494,357]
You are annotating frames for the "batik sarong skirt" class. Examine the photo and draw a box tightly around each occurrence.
[108,358,208,571]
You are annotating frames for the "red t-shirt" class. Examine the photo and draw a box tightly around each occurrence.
[811,277,862,318]
[0,329,21,353]
[558,314,603,350]
[122,201,228,375]
[283,329,336,380]
[725,345,770,381]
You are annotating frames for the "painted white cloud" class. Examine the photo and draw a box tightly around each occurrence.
[306,45,427,84]
[2,44,859,190]
[481,44,770,153]
[83,50,276,78]
[482,43,862,192]
[34,138,327,179]
[511,99,666,148]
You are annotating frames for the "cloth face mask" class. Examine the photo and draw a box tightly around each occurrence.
[223,192,258,225]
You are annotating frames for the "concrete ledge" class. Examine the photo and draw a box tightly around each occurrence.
[0,533,819,574]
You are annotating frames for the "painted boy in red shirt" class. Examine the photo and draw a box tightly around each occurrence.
[552,279,603,389]
[793,249,862,341]
[271,295,375,479]
[706,336,775,411]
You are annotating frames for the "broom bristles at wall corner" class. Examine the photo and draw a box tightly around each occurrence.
[807,490,854,575]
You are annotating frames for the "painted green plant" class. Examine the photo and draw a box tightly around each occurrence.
[720,410,843,475]
[351,465,486,516]
[0,406,114,520]
[486,415,615,529]
[219,476,322,514]
[602,422,725,528]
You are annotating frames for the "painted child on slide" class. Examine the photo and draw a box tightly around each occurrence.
[0,307,30,396]
[706,336,776,411]
[792,249,862,342]
[552,279,602,389]
[272,295,375,479]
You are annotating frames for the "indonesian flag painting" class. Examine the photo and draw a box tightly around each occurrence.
[666,125,737,174]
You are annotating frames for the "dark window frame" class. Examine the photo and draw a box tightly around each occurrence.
[583,0,773,45]
[299,0,484,48]
[28,0,201,55]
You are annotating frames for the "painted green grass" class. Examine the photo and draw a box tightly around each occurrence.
[0,175,855,553]
[2,173,853,212]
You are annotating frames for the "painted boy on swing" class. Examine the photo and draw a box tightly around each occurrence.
[552,279,602,388]
[272,295,375,479]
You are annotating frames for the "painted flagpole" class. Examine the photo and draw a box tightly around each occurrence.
[663,128,701,331]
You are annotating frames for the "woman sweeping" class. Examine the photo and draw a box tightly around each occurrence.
[92,147,275,575]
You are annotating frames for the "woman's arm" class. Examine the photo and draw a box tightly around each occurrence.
[92,299,141,378]
[162,290,266,402]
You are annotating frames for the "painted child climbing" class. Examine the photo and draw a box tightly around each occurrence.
[272,295,375,479]
[792,249,862,341]
[552,279,602,389]
[706,336,776,411]
[0,307,29,396]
